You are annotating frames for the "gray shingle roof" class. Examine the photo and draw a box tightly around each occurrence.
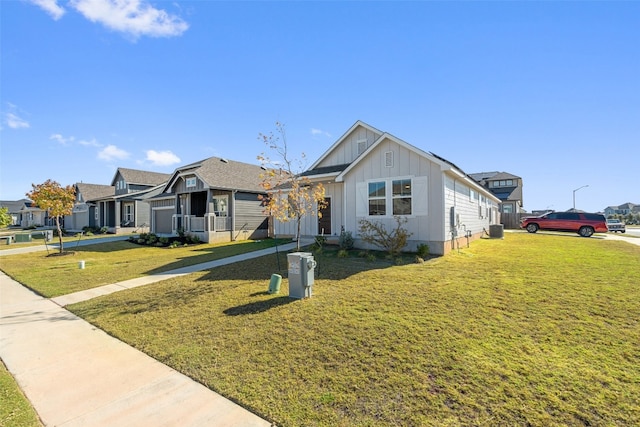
[75,183,115,202]
[469,171,521,183]
[170,157,267,193]
[116,168,171,186]
[0,199,31,213]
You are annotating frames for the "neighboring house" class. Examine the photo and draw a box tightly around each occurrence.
[65,183,115,231]
[604,202,638,217]
[148,156,269,243]
[93,168,171,234]
[272,121,501,255]
[469,171,524,214]
[0,199,48,227]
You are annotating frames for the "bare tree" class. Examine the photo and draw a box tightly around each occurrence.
[257,122,326,250]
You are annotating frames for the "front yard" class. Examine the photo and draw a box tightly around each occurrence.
[56,233,640,426]
[0,239,287,298]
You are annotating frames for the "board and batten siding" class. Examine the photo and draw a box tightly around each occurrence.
[316,125,382,168]
[272,182,344,238]
[343,138,444,247]
[149,198,175,208]
[173,176,205,193]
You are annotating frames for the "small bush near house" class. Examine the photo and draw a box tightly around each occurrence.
[417,243,429,258]
[337,249,349,258]
[339,230,354,250]
[358,216,412,256]
[129,232,202,248]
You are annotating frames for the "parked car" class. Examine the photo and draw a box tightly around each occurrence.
[520,211,608,237]
[606,218,626,233]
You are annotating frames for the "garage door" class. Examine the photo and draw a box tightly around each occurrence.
[154,209,173,234]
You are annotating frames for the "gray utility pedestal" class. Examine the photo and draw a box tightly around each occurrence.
[287,252,316,299]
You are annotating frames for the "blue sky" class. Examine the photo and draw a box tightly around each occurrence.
[1,0,638,213]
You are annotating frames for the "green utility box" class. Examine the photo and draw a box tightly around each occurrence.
[14,233,32,243]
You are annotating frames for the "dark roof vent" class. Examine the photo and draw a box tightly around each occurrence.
[220,158,228,163]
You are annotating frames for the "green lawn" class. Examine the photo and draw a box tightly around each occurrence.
[0,361,42,427]
[0,239,287,298]
[64,233,640,426]
[0,231,117,250]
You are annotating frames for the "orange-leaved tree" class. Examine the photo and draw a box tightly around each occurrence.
[26,179,75,254]
[257,122,326,251]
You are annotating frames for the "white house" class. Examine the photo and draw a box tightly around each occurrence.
[273,121,501,255]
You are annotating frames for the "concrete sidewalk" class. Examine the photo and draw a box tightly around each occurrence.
[0,272,272,426]
[0,240,313,427]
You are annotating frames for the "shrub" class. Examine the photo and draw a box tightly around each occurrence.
[313,235,327,252]
[159,237,169,245]
[417,243,430,258]
[337,249,349,258]
[99,226,108,234]
[339,230,354,250]
[358,216,412,257]
[186,234,201,244]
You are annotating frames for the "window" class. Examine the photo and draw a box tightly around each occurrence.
[213,195,228,216]
[502,204,513,214]
[357,139,367,155]
[384,151,393,168]
[124,204,133,222]
[186,177,197,188]
[95,208,99,220]
[470,189,476,202]
[368,182,386,215]
[392,179,412,215]
[491,179,515,188]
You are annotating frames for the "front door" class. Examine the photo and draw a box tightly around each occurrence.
[317,197,331,235]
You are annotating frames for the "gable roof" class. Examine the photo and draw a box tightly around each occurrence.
[112,168,171,187]
[334,129,457,182]
[0,199,32,213]
[309,121,384,170]
[75,183,115,202]
[304,120,500,204]
[164,156,266,194]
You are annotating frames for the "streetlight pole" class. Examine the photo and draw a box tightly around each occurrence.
[572,185,589,210]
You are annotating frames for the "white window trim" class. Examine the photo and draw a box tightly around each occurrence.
[186,177,197,188]
[359,175,427,219]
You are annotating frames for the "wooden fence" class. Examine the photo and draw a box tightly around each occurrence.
[501,212,528,229]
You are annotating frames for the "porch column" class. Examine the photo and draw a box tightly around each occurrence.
[231,190,237,241]
[115,200,121,229]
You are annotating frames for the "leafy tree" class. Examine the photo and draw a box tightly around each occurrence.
[26,180,75,253]
[257,122,327,251]
[358,216,412,257]
[0,207,12,228]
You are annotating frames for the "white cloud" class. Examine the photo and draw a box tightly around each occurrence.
[69,0,189,38]
[98,144,130,161]
[50,133,75,146]
[311,128,331,138]
[78,138,102,147]
[145,149,181,166]
[27,0,66,20]
[5,113,30,129]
